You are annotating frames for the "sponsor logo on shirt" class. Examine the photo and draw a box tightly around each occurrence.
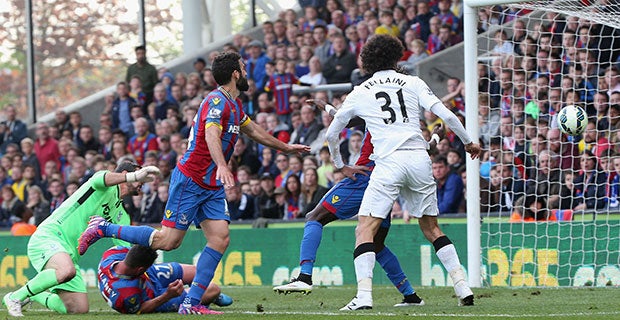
[228,124,240,134]
[212,97,221,105]
[208,108,222,119]
[165,210,172,219]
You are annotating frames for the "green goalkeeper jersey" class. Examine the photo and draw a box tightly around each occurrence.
[36,170,130,255]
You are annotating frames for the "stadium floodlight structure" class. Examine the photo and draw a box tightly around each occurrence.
[463,0,620,288]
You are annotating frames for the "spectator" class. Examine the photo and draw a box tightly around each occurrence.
[579,119,610,157]
[284,174,302,219]
[0,105,27,154]
[232,138,260,174]
[479,93,501,147]
[295,46,313,78]
[313,25,331,65]
[20,138,40,181]
[98,126,113,160]
[293,105,322,146]
[246,40,271,92]
[26,185,50,227]
[274,153,292,187]
[375,10,399,36]
[432,156,464,214]
[288,154,304,179]
[323,34,357,84]
[258,147,279,178]
[346,130,363,165]
[226,182,256,220]
[256,173,282,219]
[266,114,291,143]
[356,20,370,45]
[436,0,459,32]
[301,6,327,32]
[47,178,65,213]
[152,83,178,122]
[125,45,158,101]
[316,146,334,188]
[491,29,514,55]
[0,185,22,227]
[404,2,429,40]
[403,39,429,68]
[53,109,70,136]
[66,111,83,142]
[137,180,165,224]
[300,167,329,217]
[128,75,147,106]
[265,58,300,123]
[110,140,129,164]
[202,68,218,92]
[193,57,206,74]
[68,157,92,186]
[111,81,139,135]
[9,203,35,236]
[431,24,460,55]
[76,125,101,156]
[604,67,620,96]
[573,150,608,211]
[127,117,159,165]
[11,165,28,202]
[299,56,327,86]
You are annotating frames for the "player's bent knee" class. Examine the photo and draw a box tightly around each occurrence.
[56,267,77,284]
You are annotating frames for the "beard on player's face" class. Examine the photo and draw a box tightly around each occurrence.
[236,75,249,92]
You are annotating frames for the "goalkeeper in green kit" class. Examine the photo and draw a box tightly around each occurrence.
[2,161,160,317]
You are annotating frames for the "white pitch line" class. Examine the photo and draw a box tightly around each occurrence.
[18,308,620,318]
[239,311,620,317]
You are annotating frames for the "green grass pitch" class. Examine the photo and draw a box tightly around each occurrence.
[2,285,618,319]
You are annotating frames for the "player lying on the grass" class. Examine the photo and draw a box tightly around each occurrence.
[2,161,160,317]
[98,245,232,314]
[273,99,443,308]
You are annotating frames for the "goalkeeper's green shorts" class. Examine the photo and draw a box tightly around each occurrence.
[27,231,88,294]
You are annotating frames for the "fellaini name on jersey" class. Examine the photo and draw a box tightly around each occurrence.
[364,77,407,90]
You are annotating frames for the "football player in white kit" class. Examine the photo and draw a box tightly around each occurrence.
[325,34,482,310]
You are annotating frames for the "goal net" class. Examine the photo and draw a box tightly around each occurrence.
[469,1,620,287]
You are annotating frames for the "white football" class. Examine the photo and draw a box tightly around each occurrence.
[557,105,587,136]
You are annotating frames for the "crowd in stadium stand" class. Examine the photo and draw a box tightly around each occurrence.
[2,0,620,234]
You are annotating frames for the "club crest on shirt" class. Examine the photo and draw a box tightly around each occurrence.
[179,214,189,226]
[331,195,340,204]
[208,108,222,119]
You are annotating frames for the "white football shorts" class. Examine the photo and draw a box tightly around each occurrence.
[359,149,439,219]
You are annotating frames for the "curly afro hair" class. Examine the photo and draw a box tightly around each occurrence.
[212,51,242,85]
[360,34,404,75]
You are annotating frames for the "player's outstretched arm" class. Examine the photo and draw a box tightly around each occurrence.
[104,166,161,186]
[138,279,184,314]
[240,120,310,154]
[430,102,481,159]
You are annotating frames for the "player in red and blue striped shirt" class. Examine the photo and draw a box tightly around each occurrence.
[80,52,310,315]
[98,245,229,314]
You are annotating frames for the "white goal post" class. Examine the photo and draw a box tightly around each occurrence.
[463,0,620,288]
